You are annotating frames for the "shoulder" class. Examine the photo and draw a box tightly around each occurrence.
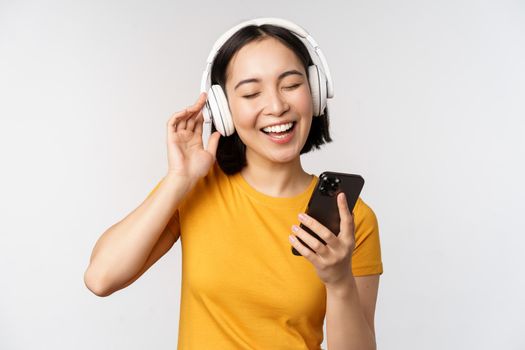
[352,197,380,246]
[351,197,383,275]
[182,161,232,206]
[146,161,226,199]
[193,161,230,191]
[353,197,379,230]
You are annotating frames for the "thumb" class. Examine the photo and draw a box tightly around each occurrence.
[206,131,221,158]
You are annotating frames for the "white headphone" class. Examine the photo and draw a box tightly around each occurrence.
[200,17,334,137]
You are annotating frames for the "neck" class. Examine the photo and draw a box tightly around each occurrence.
[240,149,313,198]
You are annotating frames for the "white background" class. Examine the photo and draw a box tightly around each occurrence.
[1,0,524,349]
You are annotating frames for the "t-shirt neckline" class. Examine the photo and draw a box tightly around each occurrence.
[231,170,318,208]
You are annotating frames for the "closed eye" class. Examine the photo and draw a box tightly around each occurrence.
[242,83,303,99]
[284,83,302,90]
[242,92,260,99]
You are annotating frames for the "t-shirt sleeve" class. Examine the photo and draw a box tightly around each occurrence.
[145,178,180,237]
[351,198,383,276]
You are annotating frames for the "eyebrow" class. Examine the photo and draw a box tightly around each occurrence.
[234,69,304,90]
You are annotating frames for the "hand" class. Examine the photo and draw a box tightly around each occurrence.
[289,192,356,287]
[166,92,221,182]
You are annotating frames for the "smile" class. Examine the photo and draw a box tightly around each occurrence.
[260,121,295,134]
[260,121,297,144]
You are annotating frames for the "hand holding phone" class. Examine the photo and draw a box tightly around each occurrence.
[292,171,364,256]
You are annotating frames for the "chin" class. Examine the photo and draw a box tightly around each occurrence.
[243,130,307,163]
[267,149,302,164]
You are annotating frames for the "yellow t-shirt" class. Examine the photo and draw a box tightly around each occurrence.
[147,162,383,349]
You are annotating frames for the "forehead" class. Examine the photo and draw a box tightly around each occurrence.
[225,37,305,84]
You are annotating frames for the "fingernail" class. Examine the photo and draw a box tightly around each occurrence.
[292,225,299,232]
[298,213,307,221]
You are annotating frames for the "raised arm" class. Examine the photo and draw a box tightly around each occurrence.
[84,92,220,296]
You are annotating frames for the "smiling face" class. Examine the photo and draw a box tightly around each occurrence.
[224,36,314,165]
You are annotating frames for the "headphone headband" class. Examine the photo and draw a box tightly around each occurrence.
[199,17,334,109]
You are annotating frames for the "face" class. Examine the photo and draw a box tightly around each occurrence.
[224,36,313,165]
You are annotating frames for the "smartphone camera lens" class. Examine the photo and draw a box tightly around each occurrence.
[319,174,340,197]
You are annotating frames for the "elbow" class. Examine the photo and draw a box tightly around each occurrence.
[84,267,113,297]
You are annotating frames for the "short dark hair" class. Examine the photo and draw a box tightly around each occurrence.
[210,24,333,175]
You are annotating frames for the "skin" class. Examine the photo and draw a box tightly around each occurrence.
[162,35,380,348]
[222,36,380,348]
[224,36,315,197]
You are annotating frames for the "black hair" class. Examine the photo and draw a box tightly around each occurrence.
[210,24,333,175]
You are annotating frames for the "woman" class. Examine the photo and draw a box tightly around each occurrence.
[84,18,383,350]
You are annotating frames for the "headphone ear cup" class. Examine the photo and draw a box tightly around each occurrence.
[207,85,235,136]
[308,65,327,116]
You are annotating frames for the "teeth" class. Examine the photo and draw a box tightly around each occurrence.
[262,122,294,133]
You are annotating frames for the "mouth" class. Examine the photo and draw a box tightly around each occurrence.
[259,121,297,143]
[260,121,296,137]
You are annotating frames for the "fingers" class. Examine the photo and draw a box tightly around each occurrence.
[297,213,339,248]
[289,234,321,263]
[167,108,188,131]
[337,192,349,220]
[186,109,203,132]
[168,106,193,134]
[176,116,188,132]
[290,224,329,256]
[206,131,221,158]
[168,92,208,133]
[194,111,204,135]
[186,92,207,115]
[337,192,355,243]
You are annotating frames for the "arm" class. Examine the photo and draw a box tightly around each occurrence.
[83,173,192,297]
[83,92,220,297]
[325,274,380,350]
[289,193,382,349]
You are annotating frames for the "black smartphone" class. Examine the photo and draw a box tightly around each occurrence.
[292,171,365,256]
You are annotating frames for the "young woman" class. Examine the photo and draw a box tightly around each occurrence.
[85,18,383,350]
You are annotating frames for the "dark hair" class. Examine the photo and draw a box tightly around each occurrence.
[210,24,333,175]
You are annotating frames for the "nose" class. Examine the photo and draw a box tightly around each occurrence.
[262,88,290,117]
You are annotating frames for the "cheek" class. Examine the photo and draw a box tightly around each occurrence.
[292,86,313,115]
[229,99,259,130]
